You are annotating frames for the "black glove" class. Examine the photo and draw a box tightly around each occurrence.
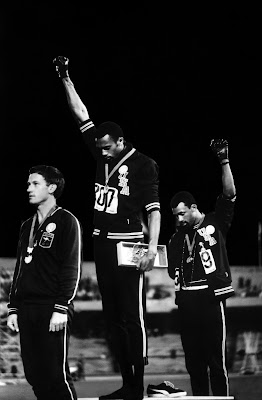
[210,139,229,164]
[53,56,69,78]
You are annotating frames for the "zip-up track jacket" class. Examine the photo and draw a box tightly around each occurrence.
[80,119,160,240]
[8,207,82,315]
[168,194,236,302]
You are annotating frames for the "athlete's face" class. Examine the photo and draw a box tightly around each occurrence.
[96,134,124,160]
[172,202,197,228]
[27,173,55,206]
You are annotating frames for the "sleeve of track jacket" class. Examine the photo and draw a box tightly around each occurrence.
[139,156,160,214]
[7,222,27,315]
[8,257,22,315]
[54,210,82,314]
[214,193,236,238]
[78,118,99,159]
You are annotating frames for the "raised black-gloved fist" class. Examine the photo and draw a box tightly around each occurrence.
[53,56,69,78]
[210,139,229,164]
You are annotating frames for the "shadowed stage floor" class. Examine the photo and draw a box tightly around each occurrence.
[1,373,262,400]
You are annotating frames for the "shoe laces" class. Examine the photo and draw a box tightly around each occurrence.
[163,381,175,389]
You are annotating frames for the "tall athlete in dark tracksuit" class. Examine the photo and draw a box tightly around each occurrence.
[7,165,82,400]
[53,56,161,400]
[168,139,236,397]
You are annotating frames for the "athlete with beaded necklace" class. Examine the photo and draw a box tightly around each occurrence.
[168,139,236,397]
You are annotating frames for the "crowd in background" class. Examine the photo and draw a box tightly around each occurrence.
[1,266,262,305]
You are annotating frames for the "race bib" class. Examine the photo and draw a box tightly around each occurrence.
[94,183,118,214]
[174,268,180,291]
[199,242,216,274]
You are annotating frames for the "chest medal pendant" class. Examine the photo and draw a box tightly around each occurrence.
[24,246,33,264]
[24,255,32,264]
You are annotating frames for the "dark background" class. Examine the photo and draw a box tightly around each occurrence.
[1,3,261,265]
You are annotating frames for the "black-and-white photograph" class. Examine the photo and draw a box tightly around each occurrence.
[1,3,262,400]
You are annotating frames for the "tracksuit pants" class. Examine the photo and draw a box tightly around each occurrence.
[18,303,77,400]
[177,290,229,396]
[94,238,147,391]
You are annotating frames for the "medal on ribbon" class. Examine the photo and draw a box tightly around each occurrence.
[25,246,33,263]
[24,255,32,264]
[185,233,196,263]
[23,206,57,265]
[24,216,37,265]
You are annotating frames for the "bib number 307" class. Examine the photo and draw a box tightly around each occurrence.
[95,183,118,214]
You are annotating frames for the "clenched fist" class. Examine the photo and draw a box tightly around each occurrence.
[53,56,69,79]
[210,139,229,164]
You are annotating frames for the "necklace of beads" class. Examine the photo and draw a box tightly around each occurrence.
[181,232,197,287]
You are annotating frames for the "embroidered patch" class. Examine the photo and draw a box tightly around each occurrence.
[46,223,56,233]
[118,165,129,196]
[197,226,217,246]
[118,165,128,175]
[205,225,215,235]
[39,232,54,248]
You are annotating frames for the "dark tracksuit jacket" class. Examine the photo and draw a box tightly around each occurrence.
[79,118,160,372]
[167,194,236,396]
[8,207,82,400]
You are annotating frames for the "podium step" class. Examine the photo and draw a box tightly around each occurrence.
[78,397,235,400]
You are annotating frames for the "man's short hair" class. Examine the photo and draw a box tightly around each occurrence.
[170,191,197,209]
[29,165,65,199]
[95,121,124,141]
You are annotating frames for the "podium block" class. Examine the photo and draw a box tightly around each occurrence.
[117,241,168,268]
[80,396,235,399]
[141,397,235,400]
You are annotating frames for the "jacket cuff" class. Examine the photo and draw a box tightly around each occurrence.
[54,304,68,314]
[79,119,95,134]
[8,307,18,316]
